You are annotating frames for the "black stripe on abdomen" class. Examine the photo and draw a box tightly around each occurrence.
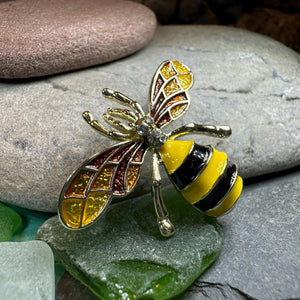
[194,164,237,212]
[170,144,211,190]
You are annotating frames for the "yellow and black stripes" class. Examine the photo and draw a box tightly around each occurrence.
[159,139,243,217]
[193,164,237,212]
[170,144,211,190]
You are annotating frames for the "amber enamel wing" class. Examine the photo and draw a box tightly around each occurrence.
[58,60,242,237]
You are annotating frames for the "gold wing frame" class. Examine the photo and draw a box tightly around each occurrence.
[149,60,194,128]
[58,140,148,230]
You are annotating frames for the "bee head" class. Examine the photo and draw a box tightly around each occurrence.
[135,115,167,149]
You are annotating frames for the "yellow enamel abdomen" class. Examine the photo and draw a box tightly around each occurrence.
[159,138,242,217]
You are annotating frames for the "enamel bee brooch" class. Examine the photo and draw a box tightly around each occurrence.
[58,60,243,237]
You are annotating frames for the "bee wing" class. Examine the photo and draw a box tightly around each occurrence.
[149,60,193,128]
[58,141,148,229]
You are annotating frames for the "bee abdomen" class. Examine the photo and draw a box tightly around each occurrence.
[177,144,243,217]
[160,141,242,217]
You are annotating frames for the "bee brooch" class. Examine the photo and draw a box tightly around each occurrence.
[58,60,243,237]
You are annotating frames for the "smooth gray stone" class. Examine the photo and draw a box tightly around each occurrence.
[0,240,55,300]
[0,25,299,212]
[183,170,300,300]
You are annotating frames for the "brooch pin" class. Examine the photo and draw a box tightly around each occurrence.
[58,60,243,237]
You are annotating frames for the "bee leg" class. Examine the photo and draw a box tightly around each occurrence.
[103,113,135,133]
[152,151,175,237]
[102,88,145,119]
[107,108,138,123]
[82,111,131,140]
[169,123,232,139]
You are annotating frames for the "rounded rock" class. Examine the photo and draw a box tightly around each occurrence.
[0,0,156,78]
[0,25,299,212]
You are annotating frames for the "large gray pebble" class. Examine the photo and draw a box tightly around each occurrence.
[0,25,299,212]
[0,240,55,300]
[183,170,300,299]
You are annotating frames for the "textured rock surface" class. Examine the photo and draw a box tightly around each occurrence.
[183,169,300,300]
[236,8,300,53]
[0,240,55,300]
[37,187,223,300]
[0,0,156,78]
[0,25,299,212]
[0,203,21,241]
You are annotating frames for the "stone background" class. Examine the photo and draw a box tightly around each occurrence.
[0,1,299,299]
[131,0,300,53]
[1,26,299,212]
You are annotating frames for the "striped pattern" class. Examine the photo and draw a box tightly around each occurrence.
[194,165,237,212]
[170,144,211,190]
[160,140,243,217]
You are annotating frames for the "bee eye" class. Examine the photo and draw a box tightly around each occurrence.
[151,128,162,138]
[136,123,149,136]
[159,135,167,145]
